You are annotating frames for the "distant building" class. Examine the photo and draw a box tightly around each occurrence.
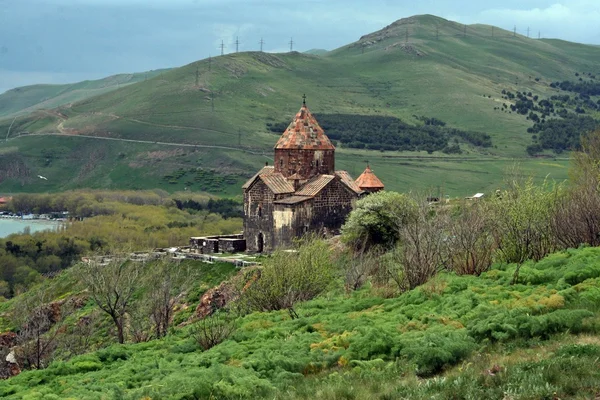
[242,99,384,252]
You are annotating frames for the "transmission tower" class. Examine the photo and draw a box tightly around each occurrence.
[259,38,265,52]
[235,37,240,53]
[220,40,225,55]
[289,37,294,52]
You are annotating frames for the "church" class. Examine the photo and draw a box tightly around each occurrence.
[242,99,384,253]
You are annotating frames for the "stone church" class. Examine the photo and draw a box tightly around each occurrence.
[242,99,384,253]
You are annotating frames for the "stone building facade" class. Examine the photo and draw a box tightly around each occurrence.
[243,100,384,252]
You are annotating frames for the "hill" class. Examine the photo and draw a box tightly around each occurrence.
[2,14,600,196]
[0,245,599,399]
[0,69,170,119]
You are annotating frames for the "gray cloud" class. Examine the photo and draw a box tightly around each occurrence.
[1,0,599,93]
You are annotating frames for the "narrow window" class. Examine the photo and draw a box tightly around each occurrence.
[279,159,283,167]
[316,160,319,169]
[258,205,262,217]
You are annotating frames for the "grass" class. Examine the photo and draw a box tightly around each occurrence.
[0,14,598,195]
[1,246,599,399]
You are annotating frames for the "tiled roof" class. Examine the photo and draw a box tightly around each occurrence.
[355,165,385,189]
[274,195,312,205]
[295,174,335,197]
[274,103,335,150]
[242,166,274,189]
[242,166,295,194]
[261,174,295,194]
[335,170,363,194]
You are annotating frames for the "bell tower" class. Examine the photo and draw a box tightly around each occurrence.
[273,96,335,180]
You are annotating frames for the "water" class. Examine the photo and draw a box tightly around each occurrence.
[0,219,63,238]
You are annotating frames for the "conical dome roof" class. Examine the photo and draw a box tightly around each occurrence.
[274,102,335,150]
[355,165,384,190]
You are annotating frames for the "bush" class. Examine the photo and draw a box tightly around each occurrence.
[341,191,417,251]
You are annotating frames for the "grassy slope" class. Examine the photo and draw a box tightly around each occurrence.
[1,15,599,195]
[0,69,169,119]
[0,246,599,399]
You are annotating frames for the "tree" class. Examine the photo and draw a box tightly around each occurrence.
[341,191,418,251]
[77,254,143,344]
[490,176,559,283]
[399,201,448,289]
[445,202,494,276]
[145,258,191,339]
[239,237,334,319]
[13,291,74,370]
[552,129,600,248]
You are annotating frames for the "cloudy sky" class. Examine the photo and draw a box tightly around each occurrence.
[1,0,599,93]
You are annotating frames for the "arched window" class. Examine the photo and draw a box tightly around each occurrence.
[258,205,262,217]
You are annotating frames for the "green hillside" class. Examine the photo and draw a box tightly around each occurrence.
[0,69,169,119]
[2,14,600,196]
[0,246,599,399]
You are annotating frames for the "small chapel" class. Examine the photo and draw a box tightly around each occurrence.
[242,98,384,253]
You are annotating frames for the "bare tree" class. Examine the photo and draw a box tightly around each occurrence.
[446,202,494,276]
[400,202,448,289]
[77,255,143,344]
[337,248,379,292]
[13,291,74,369]
[146,258,190,339]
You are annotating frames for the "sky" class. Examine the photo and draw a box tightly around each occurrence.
[1,0,600,94]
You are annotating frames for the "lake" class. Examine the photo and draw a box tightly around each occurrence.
[0,219,63,238]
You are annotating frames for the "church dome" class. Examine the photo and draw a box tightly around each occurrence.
[274,101,335,150]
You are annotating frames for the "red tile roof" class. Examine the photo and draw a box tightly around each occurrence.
[355,165,384,189]
[274,104,335,150]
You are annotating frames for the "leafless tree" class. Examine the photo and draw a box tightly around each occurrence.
[400,201,448,289]
[13,291,74,369]
[446,202,495,276]
[77,255,143,344]
[338,248,379,292]
[146,258,190,339]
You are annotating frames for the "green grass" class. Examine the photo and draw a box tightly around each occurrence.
[0,70,169,119]
[0,14,598,195]
[1,246,599,399]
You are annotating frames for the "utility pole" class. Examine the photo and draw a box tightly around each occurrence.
[538,31,541,39]
[259,38,264,52]
[235,37,240,53]
[289,37,294,52]
[208,55,212,71]
[527,27,530,38]
[492,26,494,38]
[220,40,225,56]
[513,25,517,37]
[211,91,214,112]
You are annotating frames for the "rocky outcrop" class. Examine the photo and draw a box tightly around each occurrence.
[0,332,20,379]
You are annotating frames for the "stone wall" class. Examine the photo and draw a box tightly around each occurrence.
[274,149,335,179]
